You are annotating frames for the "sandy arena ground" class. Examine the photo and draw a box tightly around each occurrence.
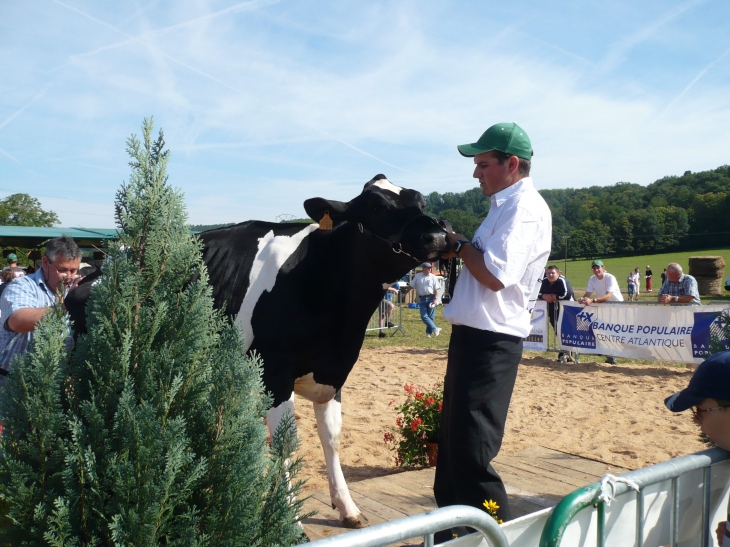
[294,347,705,495]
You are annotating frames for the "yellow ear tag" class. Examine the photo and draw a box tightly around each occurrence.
[319,211,333,230]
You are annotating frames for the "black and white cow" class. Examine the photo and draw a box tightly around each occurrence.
[200,175,448,527]
[66,174,449,528]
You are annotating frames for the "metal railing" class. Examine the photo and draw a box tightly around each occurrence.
[306,505,508,547]
[539,447,730,547]
[365,291,406,337]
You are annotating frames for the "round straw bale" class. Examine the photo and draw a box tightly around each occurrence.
[689,256,726,277]
[696,276,723,296]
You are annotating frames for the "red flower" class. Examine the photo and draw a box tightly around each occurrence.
[396,417,402,427]
[389,398,396,406]
[438,402,443,412]
[404,383,414,394]
[384,432,395,443]
[395,456,403,466]
[411,417,423,431]
[425,397,435,406]
[415,392,424,400]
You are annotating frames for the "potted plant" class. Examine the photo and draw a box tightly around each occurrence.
[384,383,443,468]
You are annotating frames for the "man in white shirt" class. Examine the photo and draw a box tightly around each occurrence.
[406,263,441,337]
[578,260,624,305]
[433,123,552,530]
[578,259,623,364]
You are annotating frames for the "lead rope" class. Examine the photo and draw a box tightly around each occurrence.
[437,220,459,302]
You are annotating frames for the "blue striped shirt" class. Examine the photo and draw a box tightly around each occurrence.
[658,273,701,305]
[0,268,59,371]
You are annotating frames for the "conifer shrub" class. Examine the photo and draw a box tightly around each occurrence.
[0,119,305,546]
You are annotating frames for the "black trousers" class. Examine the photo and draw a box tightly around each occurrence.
[434,325,523,529]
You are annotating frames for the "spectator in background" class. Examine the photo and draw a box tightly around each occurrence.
[658,263,701,305]
[578,260,624,305]
[633,268,642,297]
[645,265,653,292]
[0,268,25,316]
[661,268,667,285]
[0,237,83,392]
[405,263,441,338]
[378,284,399,338]
[538,265,574,362]
[578,259,623,364]
[0,269,15,298]
[627,271,637,301]
[3,253,18,271]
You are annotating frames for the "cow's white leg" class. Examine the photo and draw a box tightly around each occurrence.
[267,391,297,439]
[266,393,304,528]
[313,396,365,529]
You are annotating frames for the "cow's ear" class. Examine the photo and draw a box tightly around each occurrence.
[304,198,349,226]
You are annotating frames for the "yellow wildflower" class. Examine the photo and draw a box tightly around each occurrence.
[483,500,500,513]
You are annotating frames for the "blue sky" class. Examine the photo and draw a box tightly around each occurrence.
[1,0,729,227]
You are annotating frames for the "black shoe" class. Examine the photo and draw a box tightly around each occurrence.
[378,331,386,338]
[605,357,617,364]
[386,321,396,328]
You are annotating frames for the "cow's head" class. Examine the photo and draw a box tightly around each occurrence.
[303,174,449,262]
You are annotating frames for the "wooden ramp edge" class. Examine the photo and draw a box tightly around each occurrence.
[302,445,629,543]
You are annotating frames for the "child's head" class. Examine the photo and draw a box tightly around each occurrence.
[666,351,730,450]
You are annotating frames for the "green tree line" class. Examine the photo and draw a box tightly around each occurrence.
[425,165,730,259]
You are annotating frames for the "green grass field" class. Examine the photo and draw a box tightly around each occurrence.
[555,247,730,292]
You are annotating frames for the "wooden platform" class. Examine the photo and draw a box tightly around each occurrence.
[302,445,629,543]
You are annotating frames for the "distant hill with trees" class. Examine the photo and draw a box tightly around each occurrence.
[425,164,730,260]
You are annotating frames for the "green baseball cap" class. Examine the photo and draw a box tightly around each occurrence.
[591,259,604,267]
[457,122,533,160]
[6,253,17,263]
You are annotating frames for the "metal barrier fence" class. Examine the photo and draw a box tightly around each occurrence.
[365,291,406,337]
[305,448,730,547]
[306,505,508,547]
[539,447,730,547]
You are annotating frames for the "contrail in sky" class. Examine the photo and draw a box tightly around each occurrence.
[50,0,411,173]
[658,46,730,118]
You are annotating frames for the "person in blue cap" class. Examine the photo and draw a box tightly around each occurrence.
[665,350,730,546]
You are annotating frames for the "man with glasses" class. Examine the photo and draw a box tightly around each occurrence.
[665,350,730,546]
[0,236,83,388]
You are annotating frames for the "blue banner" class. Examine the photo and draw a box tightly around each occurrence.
[557,302,730,363]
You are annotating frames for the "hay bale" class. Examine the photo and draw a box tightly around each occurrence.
[689,256,726,277]
[696,276,723,296]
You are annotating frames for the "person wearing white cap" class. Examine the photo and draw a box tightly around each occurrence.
[405,262,441,337]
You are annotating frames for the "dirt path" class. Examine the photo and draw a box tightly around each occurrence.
[294,347,704,495]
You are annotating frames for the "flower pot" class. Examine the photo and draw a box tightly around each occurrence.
[425,441,438,467]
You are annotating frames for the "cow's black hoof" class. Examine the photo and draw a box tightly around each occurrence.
[341,515,367,529]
